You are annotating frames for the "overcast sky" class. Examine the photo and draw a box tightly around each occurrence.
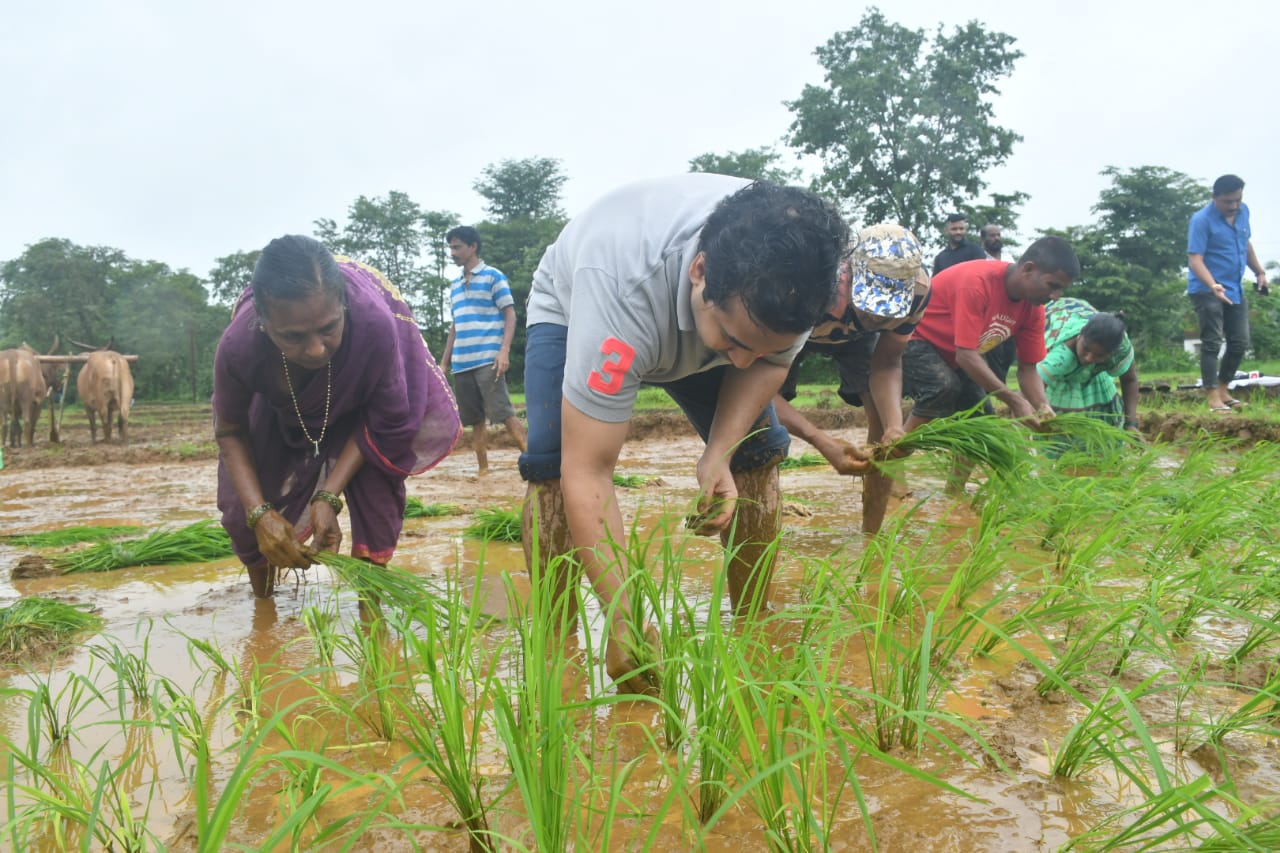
[3,0,1277,281]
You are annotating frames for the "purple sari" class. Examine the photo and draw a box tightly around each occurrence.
[214,258,460,566]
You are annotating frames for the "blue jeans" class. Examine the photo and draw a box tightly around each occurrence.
[519,322,790,482]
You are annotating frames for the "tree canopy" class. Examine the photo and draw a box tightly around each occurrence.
[688,147,802,185]
[787,7,1022,240]
[473,157,567,222]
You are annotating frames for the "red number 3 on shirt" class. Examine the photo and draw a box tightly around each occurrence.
[587,337,636,395]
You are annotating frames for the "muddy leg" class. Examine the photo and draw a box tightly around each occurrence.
[522,479,580,629]
[721,463,782,620]
[946,454,976,497]
[504,415,528,453]
[247,563,276,598]
[472,423,488,474]
[87,410,97,443]
[103,403,114,442]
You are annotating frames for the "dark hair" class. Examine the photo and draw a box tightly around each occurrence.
[1019,235,1081,279]
[1212,174,1245,196]
[1080,311,1126,353]
[251,235,347,316]
[446,225,482,254]
[697,182,848,334]
[945,213,967,225]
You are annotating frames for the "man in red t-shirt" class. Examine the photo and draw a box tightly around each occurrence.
[901,236,1080,488]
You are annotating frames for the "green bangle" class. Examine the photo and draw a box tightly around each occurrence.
[246,503,274,530]
[310,490,344,514]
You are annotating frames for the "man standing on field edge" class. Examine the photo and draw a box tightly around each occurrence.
[442,225,528,473]
[1186,174,1268,413]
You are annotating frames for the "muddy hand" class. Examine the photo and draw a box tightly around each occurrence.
[309,501,343,554]
[837,443,875,475]
[605,622,661,697]
[253,510,313,570]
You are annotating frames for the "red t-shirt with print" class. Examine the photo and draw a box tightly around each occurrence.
[911,260,1047,368]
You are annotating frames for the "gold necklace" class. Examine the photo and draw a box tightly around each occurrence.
[281,352,331,458]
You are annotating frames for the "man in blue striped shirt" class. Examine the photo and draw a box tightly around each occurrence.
[443,226,527,473]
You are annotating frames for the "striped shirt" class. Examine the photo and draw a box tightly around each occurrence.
[448,261,514,374]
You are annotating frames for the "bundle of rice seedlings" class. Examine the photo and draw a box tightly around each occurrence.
[612,473,650,488]
[1042,412,1141,452]
[0,597,102,660]
[1,525,144,548]
[51,520,234,575]
[779,452,826,470]
[309,551,446,627]
[883,412,1027,475]
[403,497,464,518]
[464,508,521,543]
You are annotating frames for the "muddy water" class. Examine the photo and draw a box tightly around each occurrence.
[1,429,1278,851]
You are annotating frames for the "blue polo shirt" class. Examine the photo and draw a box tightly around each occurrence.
[1187,201,1251,303]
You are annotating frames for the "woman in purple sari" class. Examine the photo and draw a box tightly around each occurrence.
[214,235,460,596]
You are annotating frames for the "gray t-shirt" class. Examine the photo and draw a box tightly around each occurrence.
[527,173,806,422]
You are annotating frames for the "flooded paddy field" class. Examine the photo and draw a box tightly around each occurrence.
[0,403,1278,851]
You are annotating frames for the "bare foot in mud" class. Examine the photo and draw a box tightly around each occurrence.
[605,622,661,697]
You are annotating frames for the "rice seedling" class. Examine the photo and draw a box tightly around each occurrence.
[0,525,144,548]
[0,597,102,660]
[1048,680,1158,778]
[89,634,153,708]
[387,569,504,852]
[50,520,233,574]
[778,452,826,470]
[489,555,582,852]
[28,672,104,749]
[310,551,448,632]
[1202,668,1280,748]
[612,472,651,488]
[882,408,1028,476]
[301,605,339,669]
[403,496,463,518]
[464,507,522,542]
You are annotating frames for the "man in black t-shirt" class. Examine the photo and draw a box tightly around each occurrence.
[931,213,985,275]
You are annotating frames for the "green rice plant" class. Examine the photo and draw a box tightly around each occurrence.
[403,497,463,518]
[1032,597,1144,697]
[311,552,448,634]
[778,452,826,470]
[387,569,504,852]
[29,672,104,747]
[325,612,402,742]
[1,525,144,547]
[464,507,522,542]
[1203,668,1280,747]
[883,409,1028,476]
[5,742,161,853]
[612,472,651,488]
[488,529,584,851]
[51,520,233,574]
[1225,604,1280,668]
[1048,683,1151,778]
[0,597,102,660]
[301,605,339,669]
[89,636,153,708]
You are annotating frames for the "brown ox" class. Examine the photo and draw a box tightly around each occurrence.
[1,340,60,447]
[77,350,134,444]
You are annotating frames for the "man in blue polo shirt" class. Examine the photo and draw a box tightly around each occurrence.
[1187,174,1269,413]
[442,225,528,473]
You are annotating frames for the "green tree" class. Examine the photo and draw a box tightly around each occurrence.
[474,157,567,221]
[0,239,130,350]
[787,8,1022,238]
[419,209,461,356]
[1059,166,1206,349]
[960,190,1030,249]
[688,147,802,184]
[314,191,447,347]
[473,216,566,389]
[206,249,260,307]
